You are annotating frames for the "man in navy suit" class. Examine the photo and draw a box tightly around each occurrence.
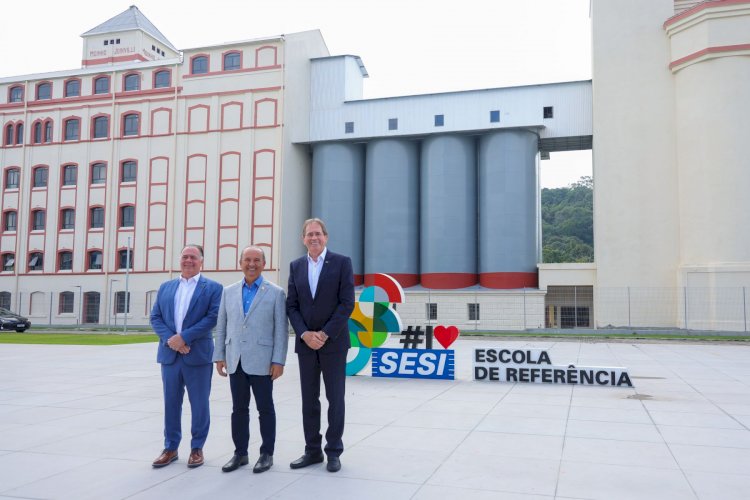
[150,244,223,469]
[287,218,354,473]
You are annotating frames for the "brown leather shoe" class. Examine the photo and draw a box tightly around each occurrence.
[187,448,204,468]
[152,449,178,468]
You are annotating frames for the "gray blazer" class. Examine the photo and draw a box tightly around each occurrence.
[212,277,289,376]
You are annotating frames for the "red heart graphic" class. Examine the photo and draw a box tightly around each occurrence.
[434,325,460,349]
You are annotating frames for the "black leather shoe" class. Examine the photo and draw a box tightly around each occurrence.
[221,454,249,472]
[253,453,273,473]
[327,456,341,472]
[289,452,324,469]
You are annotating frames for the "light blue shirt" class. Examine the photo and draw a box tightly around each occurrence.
[242,275,263,315]
[307,247,327,299]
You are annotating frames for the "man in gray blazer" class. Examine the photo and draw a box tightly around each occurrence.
[213,246,288,473]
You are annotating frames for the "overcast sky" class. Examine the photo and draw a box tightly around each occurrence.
[0,0,592,187]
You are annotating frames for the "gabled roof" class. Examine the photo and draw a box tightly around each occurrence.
[81,5,177,52]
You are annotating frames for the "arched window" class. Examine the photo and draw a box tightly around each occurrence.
[4,124,13,145]
[59,290,74,312]
[121,161,137,182]
[3,211,17,231]
[92,115,109,139]
[9,86,23,103]
[4,169,20,189]
[36,82,52,100]
[60,208,75,230]
[191,55,208,75]
[28,252,44,271]
[14,123,23,145]
[87,250,103,270]
[118,249,133,269]
[122,113,139,136]
[33,122,43,144]
[44,120,53,143]
[33,166,48,187]
[91,163,107,185]
[123,74,140,91]
[93,76,110,94]
[62,164,77,186]
[119,205,135,227]
[1,254,14,272]
[31,209,45,230]
[154,70,170,88]
[64,79,80,97]
[89,207,105,228]
[64,118,80,141]
[58,252,73,272]
[223,51,241,71]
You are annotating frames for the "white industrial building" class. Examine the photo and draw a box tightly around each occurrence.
[1,1,748,332]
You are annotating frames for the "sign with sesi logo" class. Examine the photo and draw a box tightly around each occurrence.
[372,348,455,380]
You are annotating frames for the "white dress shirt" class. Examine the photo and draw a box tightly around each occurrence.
[307,247,327,299]
[174,273,200,334]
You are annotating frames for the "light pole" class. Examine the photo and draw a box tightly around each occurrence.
[73,285,82,325]
[108,279,119,332]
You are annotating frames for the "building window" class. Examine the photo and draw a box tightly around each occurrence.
[92,116,109,139]
[115,291,131,314]
[223,52,241,71]
[118,249,133,269]
[59,290,74,312]
[191,56,208,75]
[344,122,354,134]
[44,120,53,143]
[560,306,590,328]
[28,252,44,271]
[4,124,13,145]
[426,303,437,321]
[64,118,80,141]
[60,208,75,230]
[434,114,444,127]
[490,110,501,123]
[15,123,23,145]
[121,161,137,182]
[123,74,140,91]
[91,163,106,185]
[33,167,48,187]
[58,252,73,272]
[89,207,104,229]
[120,205,135,227]
[87,250,103,270]
[93,76,110,94]
[5,169,20,189]
[122,113,139,136]
[388,118,398,130]
[64,79,80,97]
[36,82,52,100]
[154,70,170,88]
[33,122,42,143]
[31,210,45,231]
[543,106,554,119]
[3,211,17,231]
[468,303,480,321]
[9,86,23,103]
[2,254,14,272]
[62,164,77,186]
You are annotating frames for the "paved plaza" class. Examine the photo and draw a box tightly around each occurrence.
[1,337,749,499]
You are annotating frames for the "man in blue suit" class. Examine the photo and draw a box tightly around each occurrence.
[287,218,354,473]
[150,244,223,469]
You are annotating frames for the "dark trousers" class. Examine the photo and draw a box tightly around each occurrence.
[229,359,276,456]
[161,356,212,450]
[298,349,347,457]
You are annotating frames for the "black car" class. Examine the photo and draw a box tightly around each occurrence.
[0,308,31,332]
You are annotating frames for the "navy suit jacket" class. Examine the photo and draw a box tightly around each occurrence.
[150,274,223,366]
[287,250,355,354]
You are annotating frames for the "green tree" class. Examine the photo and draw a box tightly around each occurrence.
[542,176,593,262]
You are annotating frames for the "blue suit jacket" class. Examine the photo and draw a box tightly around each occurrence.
[287,250,355,354]
[150,274,223,366]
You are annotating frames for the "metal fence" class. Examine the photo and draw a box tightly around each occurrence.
[5,286,750,333]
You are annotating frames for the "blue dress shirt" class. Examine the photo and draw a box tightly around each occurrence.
[242,275,263,315]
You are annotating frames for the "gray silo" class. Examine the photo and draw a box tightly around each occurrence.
[420,135,477,288]
[364,139,420,287]
[478,130,539,288]
[311,142,365,284]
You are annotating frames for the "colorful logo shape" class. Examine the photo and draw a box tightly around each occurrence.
[346,274,405,375]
